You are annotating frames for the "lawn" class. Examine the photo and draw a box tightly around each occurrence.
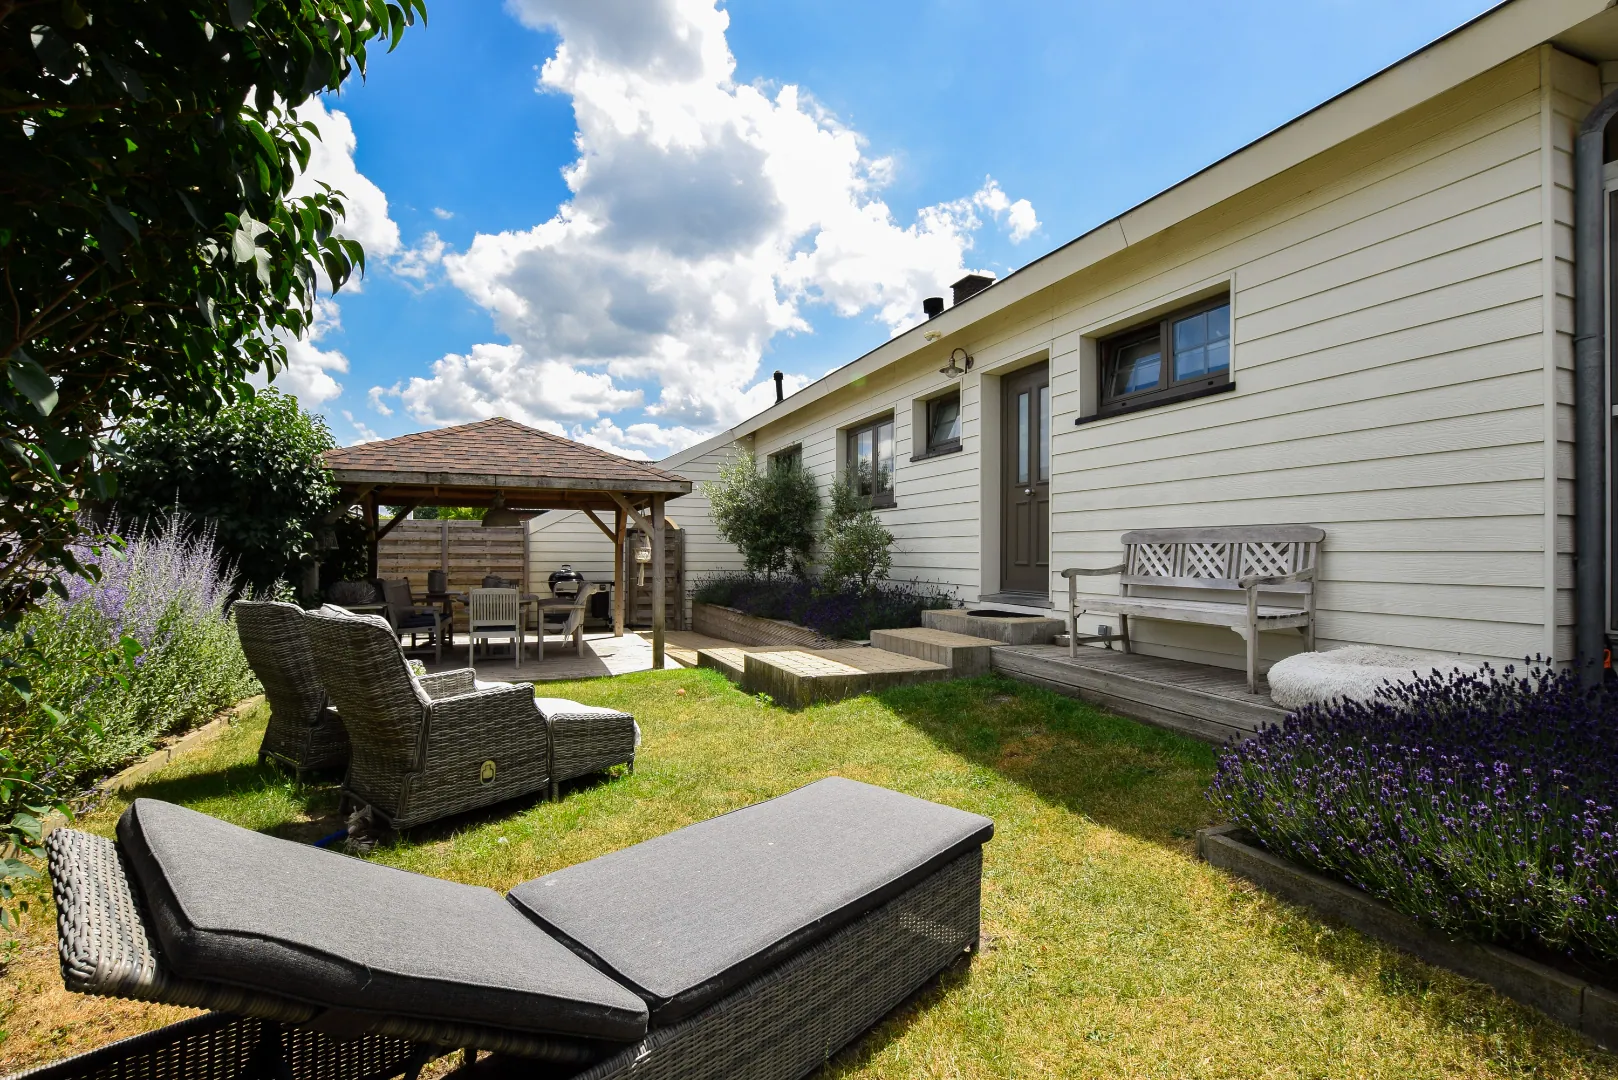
[3,668,1615,1079]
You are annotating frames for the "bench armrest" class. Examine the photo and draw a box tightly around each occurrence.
[1061,564,1126,579]
[1237,566,1316,590]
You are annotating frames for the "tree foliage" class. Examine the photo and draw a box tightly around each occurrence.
[114,387,338,593]
[0,0,426,624]
[821,475,894,590]
[704,450,820,578]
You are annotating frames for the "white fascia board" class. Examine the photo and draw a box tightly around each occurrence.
[720,0,1609,445]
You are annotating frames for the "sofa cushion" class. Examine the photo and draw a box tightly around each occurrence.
[117,799,648,1042]
[506,776,992,1026]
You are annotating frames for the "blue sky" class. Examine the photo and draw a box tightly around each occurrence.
[291,0,1501,457]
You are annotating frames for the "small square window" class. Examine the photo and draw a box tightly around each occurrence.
[845,415,895,507]
[768,445,802,472]
[1098,296,1231,416]
[925,392,961,454]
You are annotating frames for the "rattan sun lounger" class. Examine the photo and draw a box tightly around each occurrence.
[234,601,349,777]
[35,777,990,1080]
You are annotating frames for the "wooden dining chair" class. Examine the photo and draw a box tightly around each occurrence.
[468,588,524,668]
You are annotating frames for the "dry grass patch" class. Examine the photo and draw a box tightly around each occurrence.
[2,671,1615,1079]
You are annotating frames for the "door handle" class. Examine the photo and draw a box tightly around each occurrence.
[1024,488,1033,495]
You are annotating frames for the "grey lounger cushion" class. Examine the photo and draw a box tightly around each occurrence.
[117,799,648,1042]
[507,776,992,1025]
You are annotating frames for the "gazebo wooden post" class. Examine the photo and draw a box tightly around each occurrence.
[364,493,380,579]
[651,495,666,669]
[613,506,626,637]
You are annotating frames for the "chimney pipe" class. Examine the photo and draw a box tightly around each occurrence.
[773,370,784,404]
[951,273,995,307]
[922,297,944,319]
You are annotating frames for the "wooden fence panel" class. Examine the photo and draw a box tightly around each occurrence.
[376,519,528,630]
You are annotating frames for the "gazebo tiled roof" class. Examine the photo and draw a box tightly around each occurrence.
[323,417,690,508]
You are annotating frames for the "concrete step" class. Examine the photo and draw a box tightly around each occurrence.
[869,627,996,676]
[923,608,1065,645]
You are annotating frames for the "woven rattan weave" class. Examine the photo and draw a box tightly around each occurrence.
[302,608,553,830]
[544,705,637,802]
[42,828,612,1065]
[235,601,348,777]
[2,1012,426,1080]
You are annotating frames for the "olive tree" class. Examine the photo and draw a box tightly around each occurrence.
[704,450,820,578]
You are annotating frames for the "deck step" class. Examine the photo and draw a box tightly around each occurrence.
[991,644,1285,744]
[700,646,949,708]
[869,627,996,676]
[923,608,1065,645]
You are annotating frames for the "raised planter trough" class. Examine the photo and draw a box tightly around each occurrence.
[1197,823,1618,1047]
[691,602,853,649]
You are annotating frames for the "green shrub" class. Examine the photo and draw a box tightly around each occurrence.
[0,514,257,781]
[820,476,894,590]
[704,450,820,577]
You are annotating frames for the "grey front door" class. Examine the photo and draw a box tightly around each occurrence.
[1001,363,1050,594]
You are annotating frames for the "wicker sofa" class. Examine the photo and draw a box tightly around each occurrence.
[40,778,990,1080]
[234,601,349,778]
[301,606,635,830]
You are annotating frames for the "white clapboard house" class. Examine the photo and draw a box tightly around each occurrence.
[533,0,1618,682]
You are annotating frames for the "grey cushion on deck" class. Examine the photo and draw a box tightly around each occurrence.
[506,776,993,1026]
[116,799,648,1042]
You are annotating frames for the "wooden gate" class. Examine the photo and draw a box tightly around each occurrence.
[619,520,686,630]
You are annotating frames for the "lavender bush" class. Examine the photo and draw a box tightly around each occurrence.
[1210,663,1618,966]
[0,513,257,779]
[692,572,956,641]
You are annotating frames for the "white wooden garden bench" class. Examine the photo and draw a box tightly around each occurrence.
[1061,525,1324,692]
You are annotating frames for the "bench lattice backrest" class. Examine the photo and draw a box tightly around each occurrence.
[1119,526,1324,596]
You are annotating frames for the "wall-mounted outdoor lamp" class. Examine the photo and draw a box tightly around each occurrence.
[939,348,973,379]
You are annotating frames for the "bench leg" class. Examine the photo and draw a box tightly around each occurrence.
[1118,613,1131,654]
[1245,589,1259,694]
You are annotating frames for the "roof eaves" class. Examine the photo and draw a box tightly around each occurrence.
[719,0,1604,444]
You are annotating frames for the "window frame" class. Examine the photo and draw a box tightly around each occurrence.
[1097,294,1231,417]
[921,390,962,458]
[767,444,803,473]
[844,413,897,509]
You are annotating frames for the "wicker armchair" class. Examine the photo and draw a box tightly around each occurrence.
[234,600,348,778]
[301,606,551,830]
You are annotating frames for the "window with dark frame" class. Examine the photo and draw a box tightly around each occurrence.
[1098,296,1231,416]
[768,445,802,472]
[924,392,961,455]
[845,415,895,507]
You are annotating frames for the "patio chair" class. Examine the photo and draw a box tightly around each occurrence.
[233,600,349,778]
[301,605,553,830]
[468,587,525,667]
[380,578,444,664]
[43,777,991,1079]
[542,583,600,658]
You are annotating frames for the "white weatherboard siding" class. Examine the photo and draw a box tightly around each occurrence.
[734,47,1587,670]
[527,437,747,618]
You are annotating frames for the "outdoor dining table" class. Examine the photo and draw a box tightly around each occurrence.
[424,591,562,656]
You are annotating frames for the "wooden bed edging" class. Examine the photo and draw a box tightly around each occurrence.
[1196,823,1618,1048]
[690,602,853,650]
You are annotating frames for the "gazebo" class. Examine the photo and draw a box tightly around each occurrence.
[323,417,692,666]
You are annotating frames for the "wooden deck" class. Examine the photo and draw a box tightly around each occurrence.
[991,644,1286,743]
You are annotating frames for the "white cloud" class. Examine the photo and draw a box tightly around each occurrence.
[269,297,348,406]
[291,98,401,262]
[392,231,447,285]
[395,0,1036,449]
[972,177,1040,243]
[433,207,455,220]
[366,386,394,416]
[341,410,383,443]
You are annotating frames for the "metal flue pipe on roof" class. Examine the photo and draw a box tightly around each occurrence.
[1573,88,1618,683]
